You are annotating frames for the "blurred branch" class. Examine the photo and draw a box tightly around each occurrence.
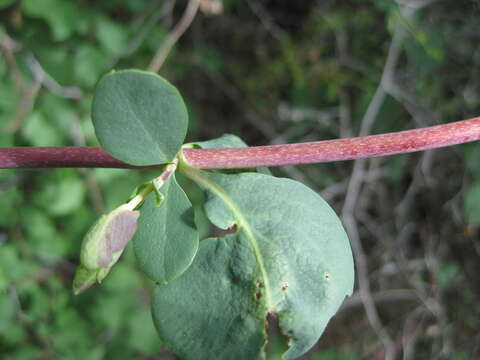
[340,6,419,360]
[25,54,83,99]
[108,0,176,68]
[0,33,22,92]
[1,33,82,132]
[148,0,200,73]
[246,0,286,41]
[5,75,41,133]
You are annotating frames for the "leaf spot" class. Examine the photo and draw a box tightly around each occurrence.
[324,271,331,281]
[281,281,289,291]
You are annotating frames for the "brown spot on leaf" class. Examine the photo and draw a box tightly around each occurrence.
[281,281,289,291]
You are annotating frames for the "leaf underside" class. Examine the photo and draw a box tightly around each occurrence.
[133,175,199,284]
[152,171,354,360]
[92,69,188,165]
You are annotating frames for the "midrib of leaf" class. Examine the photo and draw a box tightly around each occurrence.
[181,165,274,309]
[123,95,168,161]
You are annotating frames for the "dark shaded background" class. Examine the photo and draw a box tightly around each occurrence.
[1,0,480,359]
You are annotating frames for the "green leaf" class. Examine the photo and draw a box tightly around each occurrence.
[0,0,15,9]
[22,0,80,41]
[153,170,354,359]
[23,112,64,146]
[20,206,70,262]
[92,70,188,165]
[73,45,106,87]
[190,133,250,149]
[152,236,265,359]
[34,170,86,217]
[95,16,128,55]
[133,175,198,283]
[0,188,20,227]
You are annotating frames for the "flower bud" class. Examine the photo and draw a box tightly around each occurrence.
[73,204,139,295]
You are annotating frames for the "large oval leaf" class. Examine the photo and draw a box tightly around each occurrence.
[133,175,198,284]
[153,236,265,359]
[152,170,354,359]
[92,69,188,165]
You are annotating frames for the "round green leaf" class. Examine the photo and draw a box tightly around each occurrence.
[153,171,354,359]
[133,175,199,283]
[92,70,188,165]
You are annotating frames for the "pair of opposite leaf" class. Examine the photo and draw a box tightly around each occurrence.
[73,70,355,360]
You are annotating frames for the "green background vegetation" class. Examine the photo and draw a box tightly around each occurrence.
[1,0,479,359]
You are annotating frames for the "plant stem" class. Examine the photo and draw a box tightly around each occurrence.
[1,117,479,170]
[125,160,178,210]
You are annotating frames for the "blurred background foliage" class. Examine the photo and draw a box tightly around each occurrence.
[1,0,480,359]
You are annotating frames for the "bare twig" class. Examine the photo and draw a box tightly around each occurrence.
[340,7,418,360]
[26,54,83,99]
[1,33,83,132]
[0,33,23,92]
[5,76,42,133]
[108,0,175,68]
[246,0,286,41]
[148,0,200,73]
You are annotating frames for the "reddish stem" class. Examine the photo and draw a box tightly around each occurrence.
[183,117,480,168]
[1,117,479,170]
[0,147,143,169]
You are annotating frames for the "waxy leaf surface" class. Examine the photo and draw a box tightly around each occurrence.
[153,236,265,359]
[92,69,188,165]
[133,175,198,284]
[152,171,354,359]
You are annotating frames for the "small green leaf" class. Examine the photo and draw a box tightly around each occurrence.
[95,16,128,55]
[153,170,354,359]
[190,133,250,149]
[73,204,140,294]
[23,112,64,146]
[92,70,188,165]
[133,175,199,284]
[73,45,105,87]
[22,0,80,41]
[35,170,86,216]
